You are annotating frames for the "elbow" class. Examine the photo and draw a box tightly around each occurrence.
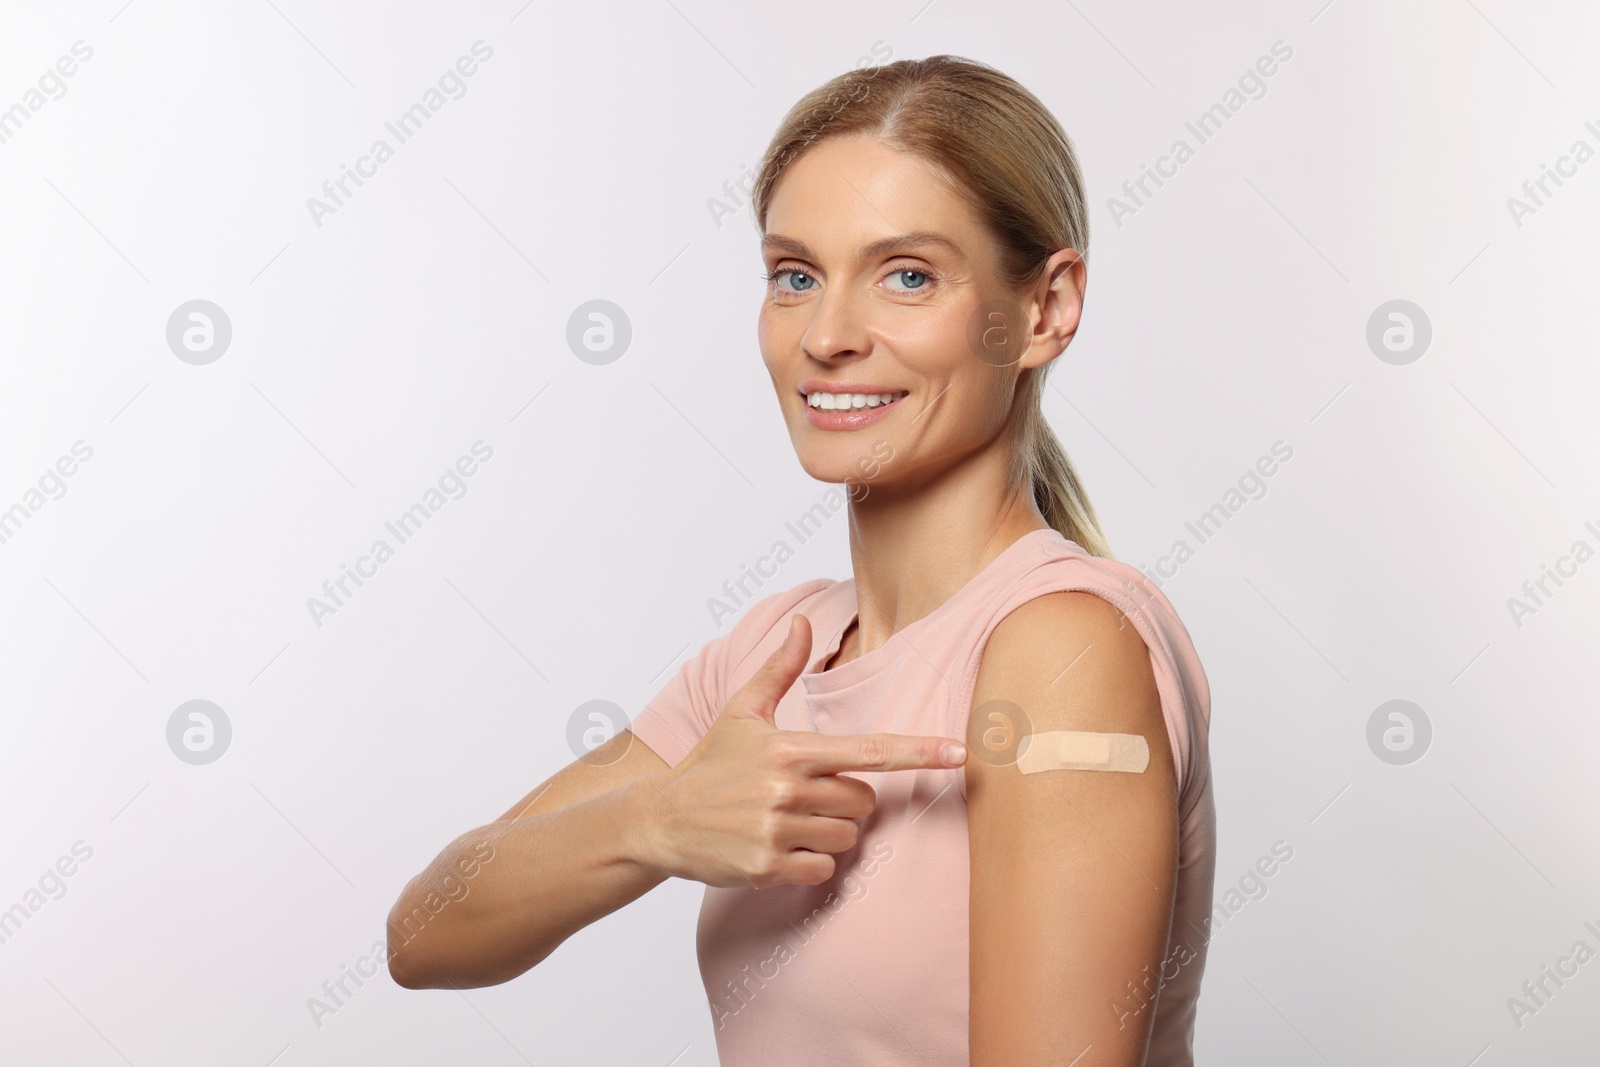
[385,892,468,989]
[385,899,433,989]
[383,894,541,990]
[387,949,426,990]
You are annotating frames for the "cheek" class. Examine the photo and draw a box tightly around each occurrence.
[884,310,987,391]
[923,367,1017,446]
[878,309,947,358]
[978,369,1022,429]
[756,312,778,373]
[757,304,790,362]
[874,299,983,381]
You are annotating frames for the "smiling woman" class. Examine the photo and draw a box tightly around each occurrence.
[387,54,1215,1067]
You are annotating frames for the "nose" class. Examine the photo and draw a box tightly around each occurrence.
[799,286,872,365]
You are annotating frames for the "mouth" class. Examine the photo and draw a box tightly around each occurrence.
[800,388,910,412]
[797,387,910,430]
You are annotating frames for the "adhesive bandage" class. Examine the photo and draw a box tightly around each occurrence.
[1016,730,1149,774]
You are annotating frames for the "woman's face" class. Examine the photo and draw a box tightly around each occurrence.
[758,134,1079,497]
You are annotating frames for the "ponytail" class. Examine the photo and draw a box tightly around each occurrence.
[1012,364,1112,557]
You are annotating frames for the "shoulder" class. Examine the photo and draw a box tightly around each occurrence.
[968,541,1206,738]
[969,589,1175,791]
[981,591,1162,727]
[954,536,1209,806]
[962,539,1166,706]
[988,586,1143,652]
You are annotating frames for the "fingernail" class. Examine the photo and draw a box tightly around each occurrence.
[942,743,966,764]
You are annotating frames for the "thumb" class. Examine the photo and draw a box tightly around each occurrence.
[725,614,811,726]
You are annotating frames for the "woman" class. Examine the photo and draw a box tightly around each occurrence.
[388,55,1215,1066]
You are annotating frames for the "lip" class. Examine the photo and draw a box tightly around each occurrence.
[797,379,906,396]
[798,381,910,431]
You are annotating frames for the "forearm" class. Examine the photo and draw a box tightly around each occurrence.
[387,773,672,989]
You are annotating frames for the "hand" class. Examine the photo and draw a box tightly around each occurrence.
[647,613,968,889]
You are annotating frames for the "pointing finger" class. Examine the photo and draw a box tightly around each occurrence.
[786,732,968,777]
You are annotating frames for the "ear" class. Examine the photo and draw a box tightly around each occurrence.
[1018,248,1087,372]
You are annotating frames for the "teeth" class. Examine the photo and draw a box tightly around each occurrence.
[807,390,904,410]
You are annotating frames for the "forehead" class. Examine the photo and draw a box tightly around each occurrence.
[764,135,987,256]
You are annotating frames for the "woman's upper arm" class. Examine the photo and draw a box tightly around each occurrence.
[966,590,1180,1067]
[493,729,670,822]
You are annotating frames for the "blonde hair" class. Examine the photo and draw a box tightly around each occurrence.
[751,54,1113,558]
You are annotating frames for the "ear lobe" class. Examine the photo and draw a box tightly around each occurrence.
[1016,304,1073,371]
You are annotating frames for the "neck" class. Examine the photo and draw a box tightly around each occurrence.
[840,434,1049,658]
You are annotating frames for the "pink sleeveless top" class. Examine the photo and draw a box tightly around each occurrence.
[629,528,1216,1066]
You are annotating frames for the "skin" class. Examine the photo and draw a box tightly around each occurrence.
[759,133,1074,640]
[388,131,1178,1066]
[760,134,1177,1064]
[384,612,959,990]
[967,594,1177,1063]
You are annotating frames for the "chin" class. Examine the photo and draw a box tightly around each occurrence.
[792,439,899,492]
[794,453,854,484]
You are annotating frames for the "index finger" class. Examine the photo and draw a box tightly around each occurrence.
[780,731,968,776]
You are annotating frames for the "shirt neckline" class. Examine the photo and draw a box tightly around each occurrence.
[800,527,1063,694]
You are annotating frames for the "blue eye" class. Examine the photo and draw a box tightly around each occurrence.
[885,269,930,291]
[767,269,816,292]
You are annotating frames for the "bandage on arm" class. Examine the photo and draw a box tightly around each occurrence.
[1016,730,1149,774]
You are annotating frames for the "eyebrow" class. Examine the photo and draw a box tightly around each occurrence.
[761,230,966,265]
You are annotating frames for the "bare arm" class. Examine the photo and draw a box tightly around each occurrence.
[386,729,673,990]
[967,592,1180,1066]
[386,614,968,991]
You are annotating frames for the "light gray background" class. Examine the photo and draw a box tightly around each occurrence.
[2,0,1596,1063]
